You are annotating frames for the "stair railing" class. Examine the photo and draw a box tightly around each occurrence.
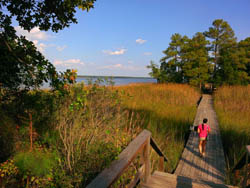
[86,129,168,188]
[231,145,250,188]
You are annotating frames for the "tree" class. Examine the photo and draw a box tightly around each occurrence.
[146,61,167,83]
[0,0,95,32]
[238,37,250,81]
[182,32,212,88]
[0,14,58,92]
[204,19,237,78]
[148,18,249,87]
[215,37,250,85]
[0,0,96,93]
[0,0,93,161]
[160,33,189,83]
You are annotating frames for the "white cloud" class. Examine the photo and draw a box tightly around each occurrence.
[136,38,146,44]
[15,26,53,53]
[32,40,46,53]
[15,26,51,41]
[65,59,84,65]
[143,52,152,56]
[103,48,127,55]
[56,45,67,52]
[54,59,85,66]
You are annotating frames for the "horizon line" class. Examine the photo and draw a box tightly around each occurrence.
[77,75,154,79]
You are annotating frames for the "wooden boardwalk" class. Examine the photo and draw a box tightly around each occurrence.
[174,94,226,184]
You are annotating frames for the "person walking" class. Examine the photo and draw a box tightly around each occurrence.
[198,118,211,157]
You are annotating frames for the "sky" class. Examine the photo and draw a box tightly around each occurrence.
[15,0,250,77]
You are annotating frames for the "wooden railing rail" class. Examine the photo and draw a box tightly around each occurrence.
[150,137,168,171]
[243,145,249,188]
[86,129,168,188]
[232,145,250,172]
[231,145,249,188]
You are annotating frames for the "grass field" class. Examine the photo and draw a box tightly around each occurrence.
[115,83,200,172]
[214,85,250,185]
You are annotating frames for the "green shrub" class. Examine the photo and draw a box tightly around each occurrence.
[14,150,55,177]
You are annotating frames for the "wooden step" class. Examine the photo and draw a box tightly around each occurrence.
[141,171,238,188]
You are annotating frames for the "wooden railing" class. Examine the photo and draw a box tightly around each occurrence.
[86,129,168,188]
[231,145,250,188]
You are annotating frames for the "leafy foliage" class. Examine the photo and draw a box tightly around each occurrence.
[0,81,141,187]
[0,27,58,92]
[0,0,95,95]
[0,0,95,32]
[160,33,188,83]
[14,151,55,177]
[146,61,165,83]
[204,19,236,74]
[182,32,212,87]
[148,19,250,87]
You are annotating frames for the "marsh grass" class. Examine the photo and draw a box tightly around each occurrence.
[115,83,200,172]
[0,82,200,187]
[214,85,250,185]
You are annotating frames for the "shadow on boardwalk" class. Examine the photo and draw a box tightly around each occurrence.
[174,95,226,184]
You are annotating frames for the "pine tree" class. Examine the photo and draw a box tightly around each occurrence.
[182,32,212,88]
[204,19,237,79]
[216,37,250,85]
[160,33,189,83]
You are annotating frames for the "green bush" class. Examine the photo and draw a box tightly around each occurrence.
[14,150,55,177]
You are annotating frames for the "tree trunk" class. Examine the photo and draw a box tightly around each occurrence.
[29,112,33,151]
[214,40,218,76]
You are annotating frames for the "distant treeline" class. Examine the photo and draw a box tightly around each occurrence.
[77,75,152,79]
[147,19,250,87]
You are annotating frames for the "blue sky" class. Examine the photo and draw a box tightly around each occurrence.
[15,0,250,77]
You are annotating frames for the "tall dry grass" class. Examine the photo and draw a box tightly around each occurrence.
[214,85,250,185]
[0,82,201,187]
[115,83,200,172]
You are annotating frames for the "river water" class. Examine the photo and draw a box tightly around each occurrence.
[42,76,157,88]
[76,76,157,86]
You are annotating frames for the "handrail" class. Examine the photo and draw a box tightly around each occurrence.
[86,129,168,188]
[246,145,250,156]
[231,145,249,188]
[232,145,250,172]
[243,145,249,188]
[150,137,168,162]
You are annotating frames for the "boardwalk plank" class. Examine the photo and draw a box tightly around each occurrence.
[141,171,238,188]
[174,95,226,184]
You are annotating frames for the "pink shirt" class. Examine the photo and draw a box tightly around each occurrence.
[198,124,210,138]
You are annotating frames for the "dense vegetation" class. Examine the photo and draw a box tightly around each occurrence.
[0,83,200,187]
[148,19,250,87]
[0,81,133,187]
[214,85,250,186]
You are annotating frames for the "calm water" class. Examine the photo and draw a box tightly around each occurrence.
[42,76,156,88]
[76,76,157,86]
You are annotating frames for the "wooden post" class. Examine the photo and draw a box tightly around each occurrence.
[143,137,151,183]
[158,157,164,172]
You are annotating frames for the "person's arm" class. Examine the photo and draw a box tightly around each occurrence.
[197,126,200,133]
[208,125,211,133]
